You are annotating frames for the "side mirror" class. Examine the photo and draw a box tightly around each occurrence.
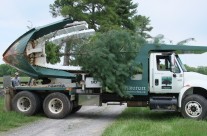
[170,53,176,73]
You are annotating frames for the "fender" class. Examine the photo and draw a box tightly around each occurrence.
[178,86,191,108]
[178,80,207,107]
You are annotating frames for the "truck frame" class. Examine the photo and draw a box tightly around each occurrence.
[3,19,207,119]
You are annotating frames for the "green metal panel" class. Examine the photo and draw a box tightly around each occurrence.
[3,19,75,79]
[141,44,207,53]
[15,86,76,95]
[16,86,66,91]
[33,66,76,78]
[33,18,73,39]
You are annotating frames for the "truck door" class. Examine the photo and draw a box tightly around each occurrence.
[150,54,184,93]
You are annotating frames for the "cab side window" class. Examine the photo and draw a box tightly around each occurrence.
[156,56,171,71]
[156,55,180,73]
[174,62,180,73]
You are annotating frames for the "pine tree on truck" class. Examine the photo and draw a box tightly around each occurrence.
[3,19,207,120]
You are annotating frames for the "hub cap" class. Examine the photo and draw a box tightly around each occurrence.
[48,98,63,114]
[185,101,202,118]
[17,97,31,112]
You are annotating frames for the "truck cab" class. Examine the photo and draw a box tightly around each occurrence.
[123,44,207,120]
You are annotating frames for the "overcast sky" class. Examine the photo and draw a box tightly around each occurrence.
[1,0,207,67]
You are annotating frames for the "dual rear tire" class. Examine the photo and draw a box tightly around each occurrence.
[43,92,73,119]
[12,91,80,119]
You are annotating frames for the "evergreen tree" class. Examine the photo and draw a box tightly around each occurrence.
[50,0,118,31]
[76,30,145,97]
[48,0,153,96]
[132,15,153,38]
[49,0,152,33]
[115,0,137,30]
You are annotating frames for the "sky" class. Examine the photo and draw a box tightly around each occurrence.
[1,0,207,67]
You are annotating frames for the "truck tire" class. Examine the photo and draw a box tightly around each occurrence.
[67,101,73,115]
[181,94,207,120]
[43,92,71,119]
[12,91,41,116]
[71,106,82,114]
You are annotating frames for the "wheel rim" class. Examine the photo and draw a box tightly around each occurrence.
[185,101,202,118]
[48,98,63,114]
[17,97,31,112]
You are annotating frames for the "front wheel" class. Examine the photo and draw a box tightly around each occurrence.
[181,94,207,120]
[43,92,72,119]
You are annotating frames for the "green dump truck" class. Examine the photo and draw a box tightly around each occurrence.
[3,19,207,119]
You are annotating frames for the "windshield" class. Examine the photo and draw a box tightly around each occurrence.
[176,55,187,72]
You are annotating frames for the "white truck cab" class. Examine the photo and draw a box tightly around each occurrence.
[149,52,207,119]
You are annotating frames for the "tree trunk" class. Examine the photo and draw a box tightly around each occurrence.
[63,44,70,66]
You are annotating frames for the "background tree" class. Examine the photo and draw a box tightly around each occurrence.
[49,0,152,33]
[61,37,84,66]
[50,0,118,31]
[185,65,207,75]
[49,0,153,66]
[132,15,153,38]
[45,41,61,64]
[0,64,25,77]
[113,0,137,30]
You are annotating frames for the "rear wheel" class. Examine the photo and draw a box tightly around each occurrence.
[12,91,41,115]
[43,92,72,119]
[181,94,207,120]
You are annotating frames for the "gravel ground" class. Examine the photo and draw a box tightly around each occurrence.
[0,104,126,136]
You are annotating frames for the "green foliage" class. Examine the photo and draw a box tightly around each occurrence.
[114,0,137,30]
[48,0,152,96]
[62,37,85,66]
[49,0,152,34]
[103,108,207,136]
[45,42,61,64]
[185,65,207,75]
[132,15,153,39]
[76,30,145,97]
[50,0,117,31]
[0,64,15,76]
[0,64,26,77]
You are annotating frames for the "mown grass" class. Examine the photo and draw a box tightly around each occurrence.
[0,97,42,132]
[103,107,207,136]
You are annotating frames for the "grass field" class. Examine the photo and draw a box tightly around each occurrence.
[0,77,30,87]
[0,77,30,83]
[103,107,207,136]
[0,97,42,132]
